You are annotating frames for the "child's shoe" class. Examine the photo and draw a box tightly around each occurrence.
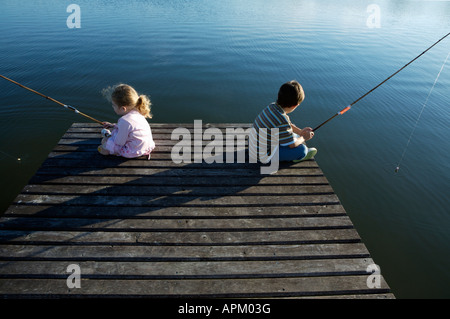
[293,147,317,163]
[98,145,110,155]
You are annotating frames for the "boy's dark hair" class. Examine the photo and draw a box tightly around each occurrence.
[277,80,305,108]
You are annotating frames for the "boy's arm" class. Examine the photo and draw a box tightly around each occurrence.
[291,124,303,136]
[289,125,314,148]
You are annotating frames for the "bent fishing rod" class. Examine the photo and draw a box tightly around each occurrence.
[313,31,450,132]
[0,74,103,125]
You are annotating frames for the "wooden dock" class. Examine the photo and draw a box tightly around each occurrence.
[0,123,393,298]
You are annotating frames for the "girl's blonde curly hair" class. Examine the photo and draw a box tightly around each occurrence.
[103,84,152,118]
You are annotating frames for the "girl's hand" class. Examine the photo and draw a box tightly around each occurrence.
[300,127,314,141]
[102,122,115,129]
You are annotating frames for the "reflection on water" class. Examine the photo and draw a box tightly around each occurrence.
[0,0,450,298]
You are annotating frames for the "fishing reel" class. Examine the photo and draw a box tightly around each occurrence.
[101,128,112,138]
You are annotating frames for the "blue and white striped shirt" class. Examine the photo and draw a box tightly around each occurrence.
[249,103,295,163]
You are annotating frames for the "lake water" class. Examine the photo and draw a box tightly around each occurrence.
[0,0,449,298]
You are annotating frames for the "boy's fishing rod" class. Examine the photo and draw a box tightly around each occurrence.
[313,32,450,132]
[0,74,103,125]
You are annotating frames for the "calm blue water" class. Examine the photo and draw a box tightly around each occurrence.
[1,0,449,298]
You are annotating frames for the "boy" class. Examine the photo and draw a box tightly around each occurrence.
[250,80,317,164]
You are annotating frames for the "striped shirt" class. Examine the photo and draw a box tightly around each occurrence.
[249,102,295,163]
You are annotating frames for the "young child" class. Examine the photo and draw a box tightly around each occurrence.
[98,84,155,159]
[250,80,317,163]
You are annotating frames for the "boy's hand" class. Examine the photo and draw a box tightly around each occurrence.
[300,127,314,141]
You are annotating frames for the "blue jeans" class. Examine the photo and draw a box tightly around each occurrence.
[278,144,308,161]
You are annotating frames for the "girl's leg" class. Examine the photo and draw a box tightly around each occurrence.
[98,137,110,155]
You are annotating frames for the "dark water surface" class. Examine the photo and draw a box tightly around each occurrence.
[1,0,449,298]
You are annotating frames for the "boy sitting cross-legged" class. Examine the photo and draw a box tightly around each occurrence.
[250,80,317,164]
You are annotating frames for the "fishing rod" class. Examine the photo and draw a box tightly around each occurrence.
[313,32,450,132]
[0,74,103,125]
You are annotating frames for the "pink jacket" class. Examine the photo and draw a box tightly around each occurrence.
[105,110,155,158]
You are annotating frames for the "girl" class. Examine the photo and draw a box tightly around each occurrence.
[98,84,155,159]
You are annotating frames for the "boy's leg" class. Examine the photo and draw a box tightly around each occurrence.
[293,147,317,162]
[278,144,308,161]
[279,133,317,162]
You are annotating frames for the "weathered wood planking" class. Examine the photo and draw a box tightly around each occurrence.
[0,123,394,298]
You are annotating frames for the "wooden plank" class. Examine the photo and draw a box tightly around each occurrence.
[39,159,319,169]
[0,216,354,232]
[0,229,363,245]
[3,205,346,218]
[0,243,369,260]
[69,123,253,129]
[0,258,379,278]
[12,194,340,207]
[51,144,174,153]
[21,184,334,196]
[28,175,331,186]
[57,138,253,147]
[30,167,326,178]
[0,276,391,297]
[61,132,253,140]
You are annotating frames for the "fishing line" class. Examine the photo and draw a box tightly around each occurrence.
[0,149,23,163]
[0,74,103,124]
[313,32,450,132]
[395,50,450,173]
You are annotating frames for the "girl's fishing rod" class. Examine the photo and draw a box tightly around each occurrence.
[0,74,103,125]
[313,32,450,132]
